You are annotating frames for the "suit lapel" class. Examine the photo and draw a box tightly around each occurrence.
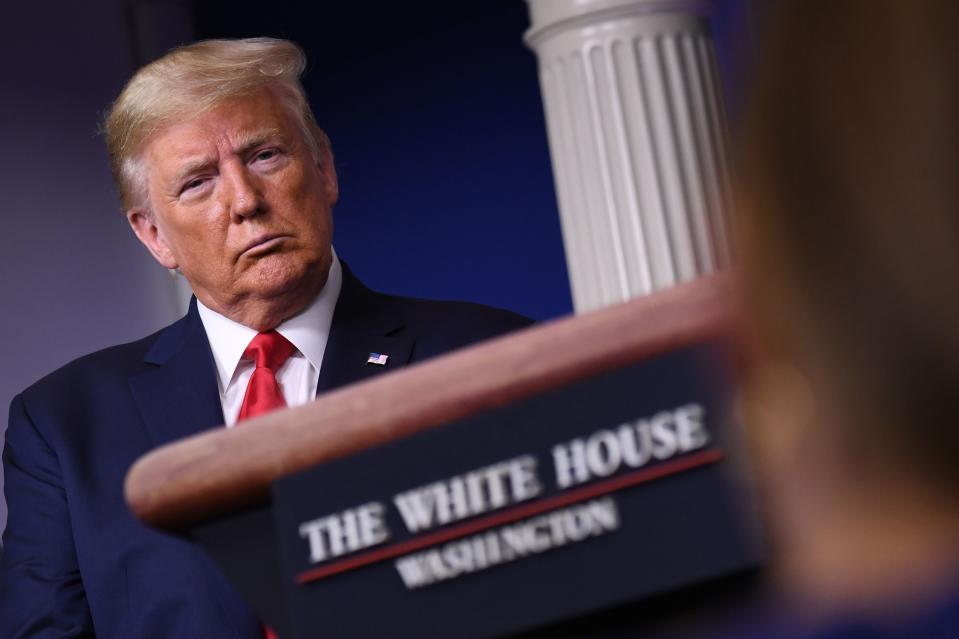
[128,264,413,445]
[316,327,413,393]
[316,263,414,394]
[129,299,225,448]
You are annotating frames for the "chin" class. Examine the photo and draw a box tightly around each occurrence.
[247,255,327,301]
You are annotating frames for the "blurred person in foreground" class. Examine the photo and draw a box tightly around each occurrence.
[0,38,530,637]
[729,1,959,637]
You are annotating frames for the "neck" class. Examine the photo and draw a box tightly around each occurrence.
[198,272,328,331]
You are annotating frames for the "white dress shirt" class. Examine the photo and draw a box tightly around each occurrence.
[197,253,343,426]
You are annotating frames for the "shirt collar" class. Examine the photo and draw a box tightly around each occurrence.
[197,250,343,392]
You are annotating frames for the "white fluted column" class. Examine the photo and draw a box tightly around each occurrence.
[525,0,732,312]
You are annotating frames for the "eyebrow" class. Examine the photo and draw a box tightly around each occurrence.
[233,127,285,158]
[170,128,287,186]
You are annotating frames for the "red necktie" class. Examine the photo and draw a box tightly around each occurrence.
[236,331,294,639]
[238,331,296,421]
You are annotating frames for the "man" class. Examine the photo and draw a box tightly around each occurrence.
[0,38,530,637]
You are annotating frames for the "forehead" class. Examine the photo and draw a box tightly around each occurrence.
[143,90,299,172]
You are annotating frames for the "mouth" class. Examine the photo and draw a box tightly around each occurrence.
[241,234,290,257]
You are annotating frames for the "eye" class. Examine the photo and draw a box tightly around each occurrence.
[254,148,279,162]
[180,177,207,195]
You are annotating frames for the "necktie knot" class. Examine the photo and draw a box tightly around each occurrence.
[243,331,296,372]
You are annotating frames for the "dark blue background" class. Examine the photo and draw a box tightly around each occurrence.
[194,0,758,321]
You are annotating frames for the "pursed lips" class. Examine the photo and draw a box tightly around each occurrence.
[240,234,289,258]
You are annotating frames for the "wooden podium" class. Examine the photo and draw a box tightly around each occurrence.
[125,274,761,638]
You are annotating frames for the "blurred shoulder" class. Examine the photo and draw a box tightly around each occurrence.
[392,292,533,336]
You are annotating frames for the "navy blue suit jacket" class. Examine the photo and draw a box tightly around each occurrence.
[0,266,531,638]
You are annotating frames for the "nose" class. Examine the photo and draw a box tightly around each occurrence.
[222,163,263,221]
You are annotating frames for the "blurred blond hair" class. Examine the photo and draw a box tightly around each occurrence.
[737,0,959,494]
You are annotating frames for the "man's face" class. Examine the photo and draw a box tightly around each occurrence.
[129,89,336,325]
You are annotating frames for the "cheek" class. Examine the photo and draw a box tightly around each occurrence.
[164,216,230,268]
[277,177,333,235]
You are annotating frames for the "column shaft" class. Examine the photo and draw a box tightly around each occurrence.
[526,1,731,312]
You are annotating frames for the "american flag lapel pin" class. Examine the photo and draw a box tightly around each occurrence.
[367,352,389,366]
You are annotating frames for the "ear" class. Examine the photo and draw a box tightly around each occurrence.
[317,146,339,207]
[127,208,178,270]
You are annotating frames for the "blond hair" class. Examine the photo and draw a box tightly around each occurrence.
[103,37,329,211]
